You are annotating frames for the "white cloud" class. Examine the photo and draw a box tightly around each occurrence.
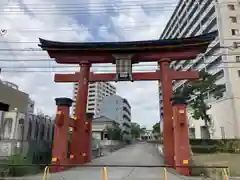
[0,0,177,129]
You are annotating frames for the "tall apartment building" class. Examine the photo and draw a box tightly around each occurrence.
[72,82,116,117]
[99,95,131,140]
[159,0,240,139]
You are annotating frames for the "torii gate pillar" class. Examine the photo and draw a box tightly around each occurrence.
[172,96,191,176]
[71,62,91,164]
[51,97,73,172]
[159,60,174,166]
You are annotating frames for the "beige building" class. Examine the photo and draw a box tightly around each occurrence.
[92,116,119,140]
[72,82,116,117]
[159,0,240,139]
[0,80,29,113]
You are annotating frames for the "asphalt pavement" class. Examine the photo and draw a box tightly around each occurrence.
[21,142,184,180]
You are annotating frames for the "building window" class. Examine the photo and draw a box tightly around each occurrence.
[236,56,240,62]
[227,4,235,10]
[230,16,237,23]
[231,29,239,36]
[238,70,240,77]
[220,126,225,139]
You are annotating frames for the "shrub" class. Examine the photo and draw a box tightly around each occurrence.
[5,155,39,177]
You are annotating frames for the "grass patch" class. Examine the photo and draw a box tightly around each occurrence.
[192,153,240,177]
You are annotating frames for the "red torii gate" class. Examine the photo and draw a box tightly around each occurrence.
[39,31,217,174]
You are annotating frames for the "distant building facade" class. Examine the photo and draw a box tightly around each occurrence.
[0,80,29,113]
[92,116,119,140]
[99,95,131,140]
[72,82,116,117]
[0,111,54,158]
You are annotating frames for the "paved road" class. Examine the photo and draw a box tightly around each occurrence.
[23,142,183,180]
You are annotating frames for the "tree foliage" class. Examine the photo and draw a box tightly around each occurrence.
[152,122,160,133]
[174,71,225,127]
[106,125,123,140]
[131,122,145,139]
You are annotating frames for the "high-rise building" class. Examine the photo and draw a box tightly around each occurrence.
[159,0,240,139]
[99,95,131,140]
[72,82,116,117]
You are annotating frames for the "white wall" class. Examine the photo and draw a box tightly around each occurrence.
[0,111,54,156]
[188,98,237,139]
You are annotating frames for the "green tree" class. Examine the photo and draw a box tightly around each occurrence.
[106,125,123,140]
[152,122,160,133]
[131,122,145,139]
[4,155,39,177]
[174,71,225,138]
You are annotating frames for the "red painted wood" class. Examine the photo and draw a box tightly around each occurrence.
[159,61,175,167]
[54,71,199,82]
[51,106,70,172]
[70,63,91,164]
[173,104,191,176]
[48,48,203,64]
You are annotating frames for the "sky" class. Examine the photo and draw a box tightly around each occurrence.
[0,0,178,129]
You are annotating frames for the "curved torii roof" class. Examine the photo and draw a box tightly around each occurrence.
[38,31,218,53]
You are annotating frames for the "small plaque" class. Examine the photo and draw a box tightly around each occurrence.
[52,157,57,162]
[179,110,185,114]
[183,160,188,164]
[70,154,74,159]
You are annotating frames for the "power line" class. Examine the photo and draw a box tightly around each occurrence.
[0,1,234,15]
[2,1,234,10]
[1,65,240,73]
[0,6,176,15]
[0,47,232,52]
[3,4,176,10]
[0,25,166,35]
[3,1,176,6]
[0,53,240,63]
[1,60,240,69]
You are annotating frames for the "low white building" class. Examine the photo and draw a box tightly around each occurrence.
[0,111,54,157]
[92,116,121,146]
[92,116,119,140]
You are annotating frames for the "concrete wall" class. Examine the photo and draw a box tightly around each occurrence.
[0,82,29,113]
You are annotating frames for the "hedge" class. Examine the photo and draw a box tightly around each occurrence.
[190,139,240,153]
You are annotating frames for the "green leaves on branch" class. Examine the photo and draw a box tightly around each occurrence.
[106,125,123,140]
[152,122,160,133]
[174,71,225,126]
[131,122,146,139]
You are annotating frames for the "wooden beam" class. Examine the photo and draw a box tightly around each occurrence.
[50,49,203,64]
[171,71,199,80]
[54,70,199,83]
[55,72,162,82]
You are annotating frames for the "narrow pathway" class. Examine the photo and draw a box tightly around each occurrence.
[22,142,184,180]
